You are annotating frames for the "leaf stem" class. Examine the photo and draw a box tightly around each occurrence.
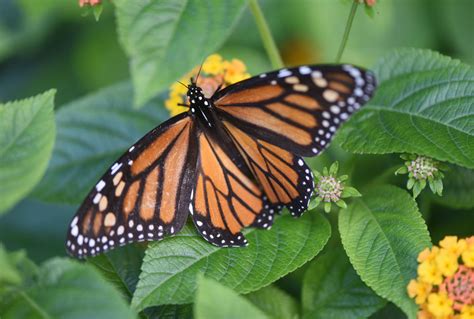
[248,0,284,69]
[335,0,360,63]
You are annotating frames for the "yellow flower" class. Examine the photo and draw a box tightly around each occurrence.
[408,279,432,305]
[202,54,225,75]
[417,307,434,319]
[462,241,474,267]
[165,94,186,116]
[419,247,440,263]
[435,249,459,277]
[427,292,454,318]
[460,305,474,319]
[223,59,250,84]
[419,260,443,285]
[440,236,467,257]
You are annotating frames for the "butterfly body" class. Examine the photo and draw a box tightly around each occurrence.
[66,64,376,259]
[188,85,217,128]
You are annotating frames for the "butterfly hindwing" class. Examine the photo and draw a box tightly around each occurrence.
[222,121,314,217]
[66,114,197,258]
[190,128,276,247]
[213,64,376,157]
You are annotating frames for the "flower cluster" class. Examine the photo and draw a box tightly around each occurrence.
[165,54,251,116]
[408,236,474,319]
[395,154,445,198]
[310,162,361,213]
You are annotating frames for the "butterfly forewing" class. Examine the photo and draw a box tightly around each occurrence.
[66,114,197,258]
[213,64,376,157]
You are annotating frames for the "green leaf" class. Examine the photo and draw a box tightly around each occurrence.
[114,0,247,107]
[394,166,408,175]
[431,164,474,209]
[412,181,424,198]
[246,285,299,319]
[33,82,168,204]
[144,304,193,319]
[0,90,56,214]
[0,258,136,319]
[341,186,361,198]
[302,246,385,319]
[194,276,268,319]
[329,161,339,175]
[324,202,331,213]
[89,244,146,299]
[335,200,347,209]
[337,49,474,169]
[338,185,431,318]
[0,245,24,286]
[132,213,331,311]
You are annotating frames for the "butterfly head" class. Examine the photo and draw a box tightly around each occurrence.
[186,84,206,105]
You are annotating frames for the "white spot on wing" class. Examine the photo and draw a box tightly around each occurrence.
[277,69,292,78]
[96,180,106,192]
[299,66,311,74]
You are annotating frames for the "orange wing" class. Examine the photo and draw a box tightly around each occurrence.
[66,114,197,258]
[189,130,276,247]
[213,64,376,157]
[222,121,314,217]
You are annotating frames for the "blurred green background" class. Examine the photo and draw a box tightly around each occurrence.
[0,0,472,264]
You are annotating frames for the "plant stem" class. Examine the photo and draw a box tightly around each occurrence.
[335,0,359,63]
[248,0,284,69]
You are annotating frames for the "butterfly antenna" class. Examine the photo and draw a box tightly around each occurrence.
[177,80,189,89]
[195,58,205,84]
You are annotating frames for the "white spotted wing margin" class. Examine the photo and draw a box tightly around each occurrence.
[66,113,197,259]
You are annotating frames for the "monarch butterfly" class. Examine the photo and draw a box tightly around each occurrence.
[66,64,376,259]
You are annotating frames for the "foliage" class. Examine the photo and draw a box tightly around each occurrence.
[0,90,56,214]
[0,1,472,318]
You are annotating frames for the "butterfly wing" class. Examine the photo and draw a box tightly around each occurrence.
[66,113,197,259]
[190,126,276,247]
[213,64,376,157]
[222,121,314,217]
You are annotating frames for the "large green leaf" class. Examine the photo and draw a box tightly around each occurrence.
[132,212,331,311]
[302,245,385,319]
[194,276,268,319]
[90,244,146,300]
[337,49,474,169]
[0,258,136,319]
[431,164,474,209]
[33,82,168,204]
[114,0,247,107]
[0,90,56,214]
[338,185,431,318]
[246,285,299,319]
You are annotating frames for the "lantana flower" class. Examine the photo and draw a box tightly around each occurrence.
[165,54,251,116]
[395,154,446,198]
[309,162,361,213]
[407,236,474,319]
